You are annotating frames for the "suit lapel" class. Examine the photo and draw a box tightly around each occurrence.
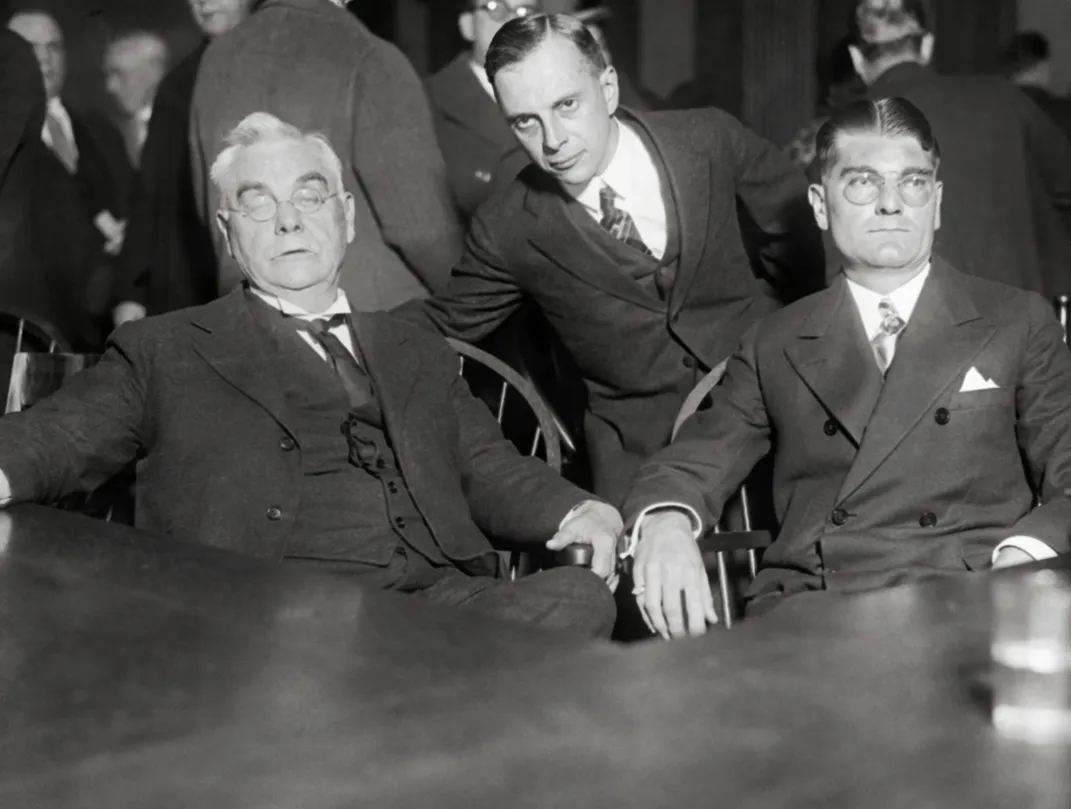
[623,111,715,317]
[188,289,295,434]
[352,312,419,423]
[836,260,996,500]
[785,277,884,446]
[522,175,664,312]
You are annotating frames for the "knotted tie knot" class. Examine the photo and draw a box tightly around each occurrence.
[878,299,906,337]
[302,313,349,335]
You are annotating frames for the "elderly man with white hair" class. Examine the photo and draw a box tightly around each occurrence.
[103,30,169,165]
[0,112,620,639]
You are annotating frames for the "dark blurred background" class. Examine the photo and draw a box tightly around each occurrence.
[5,0,1069,148]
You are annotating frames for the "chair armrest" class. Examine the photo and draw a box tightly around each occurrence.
[697,531,772,567]
[550,543,593,568]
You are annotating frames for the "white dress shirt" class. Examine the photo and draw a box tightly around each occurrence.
[249,287,359,364]
[41,97,78,167]
[563,120,669,259]
[469,59,495,100]
[626,262,1055,566]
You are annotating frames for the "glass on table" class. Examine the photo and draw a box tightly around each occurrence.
[990,569,1071,743]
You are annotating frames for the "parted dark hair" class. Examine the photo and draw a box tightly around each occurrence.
[848,0,929,63]
[485,12,608,88]
[814,97,940,178]
[1001,31,1051,77]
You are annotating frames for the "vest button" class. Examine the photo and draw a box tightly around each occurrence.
[823,419,838,436]
[279,437,296,452]
[266,506,282,521]
[919,511,938,528]
[682,356,696,369]
[394,516,406,528]
[376,458,386,469]
[934,408,950,425]
[387,481,399,494]
[831,508,848,526]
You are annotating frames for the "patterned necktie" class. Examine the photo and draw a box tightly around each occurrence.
[598,185,653,256]
[871,299,907,375]
[45,109,77,173]
[300,315,374,407]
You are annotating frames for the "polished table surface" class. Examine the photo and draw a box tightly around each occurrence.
[1,505,1068,808]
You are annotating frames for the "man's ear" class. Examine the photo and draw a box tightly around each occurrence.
[808,184,829,231]
[933,181,942,231]
[458,10,475,45]
[919,33,935,66]
[215,212,235,257]
[601,65,619,115]
[343,192,356,245]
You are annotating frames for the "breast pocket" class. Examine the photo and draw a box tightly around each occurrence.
[948,387,1015,411]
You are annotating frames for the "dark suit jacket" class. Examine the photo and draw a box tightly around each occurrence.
[115,45,217,316]
[1021,86,1071,144]
[191,0,464,310]
[867,63,1071,298]
[398,107,824,504]
[0,289,586,565]
[426,54,530,222]
[624,260,1071,603]
[0,31,49,332]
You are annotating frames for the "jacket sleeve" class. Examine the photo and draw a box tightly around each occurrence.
[0,326,148,504]
[622,322,772,531]
[1008,294,1071,551]
[443,341,588,544]
[390,207,526,342]
[723,113,826,302]
[350,41,464,294]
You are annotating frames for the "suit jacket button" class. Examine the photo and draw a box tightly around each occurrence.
[831,508,848,526]
[394,516,406,528]
[266,506,282,521]
[823,419,838,436]
[387,481,399,494]
[935,408,950,425]
[682,356,696,369]
[919,511,937,527]
[279,437,296,451]
[475,169,491,183]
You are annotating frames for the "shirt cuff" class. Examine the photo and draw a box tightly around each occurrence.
[992,536,1059,565]
[622,503,703,558]
[559,499,595,530]
[113,301,148,326]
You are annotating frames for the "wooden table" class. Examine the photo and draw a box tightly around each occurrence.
[1,506,1068,808]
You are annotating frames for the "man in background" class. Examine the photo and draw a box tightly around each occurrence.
[113,0,256,327]
[1001,30,1071,143]
[7,9,132,349]
[191,0,464,311]
[102,30,169,167]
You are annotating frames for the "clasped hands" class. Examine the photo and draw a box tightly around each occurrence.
[549,503,719,640]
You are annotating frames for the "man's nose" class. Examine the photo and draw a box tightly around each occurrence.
[542,117,567,153]
[875,182,904,215]
[274,201,304,233]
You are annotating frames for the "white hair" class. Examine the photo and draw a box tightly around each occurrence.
[209,112,345,202]
[106,30,169,69]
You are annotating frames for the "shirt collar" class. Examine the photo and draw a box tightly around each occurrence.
[845,262,931,335]
[135,105,152,125]
[249,286,351,319]
[468,58,495,100]
[565,119,638,214]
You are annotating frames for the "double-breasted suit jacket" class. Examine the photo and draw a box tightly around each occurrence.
[625,260,1071,604]
[400,107,824,504]
[0,289,584,567]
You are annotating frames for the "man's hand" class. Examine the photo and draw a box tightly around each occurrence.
[548,500,623,586]
[993,547,1035,569]
[633,509,718,640]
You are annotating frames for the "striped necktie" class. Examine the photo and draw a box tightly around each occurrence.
[871,299,907,375]
[598,184,652,256]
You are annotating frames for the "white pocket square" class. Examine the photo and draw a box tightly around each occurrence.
[959,366,999,393]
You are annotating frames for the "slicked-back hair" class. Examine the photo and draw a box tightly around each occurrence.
[210,111,344,203]
[485,12,607,88]
[848,0,929,63]
[814,96,940,179]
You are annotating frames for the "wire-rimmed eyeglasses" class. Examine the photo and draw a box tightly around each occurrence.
[473,1,540,23]
[842,170,936,208]
[224,187,341,223]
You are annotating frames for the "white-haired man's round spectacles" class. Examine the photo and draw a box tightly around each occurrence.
[225,188,341,223]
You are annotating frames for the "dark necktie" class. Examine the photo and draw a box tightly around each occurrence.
[598,185,653,256]
[871,299,907,376]
[299,314,374,407]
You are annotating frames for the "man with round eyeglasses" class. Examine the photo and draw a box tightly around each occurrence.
[0,112,623,640]
[623,97,1071,640]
